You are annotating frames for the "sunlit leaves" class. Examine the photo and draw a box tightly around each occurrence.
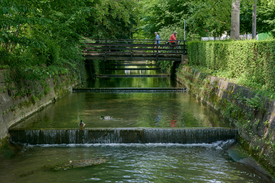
[188,40,275,91]
[0,0,89,85]
[257,5,275,37]
[138,0,232,40]
[84,0,139,39]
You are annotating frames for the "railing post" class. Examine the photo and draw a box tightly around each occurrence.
[184,40,186,55]
[105,39,107,61]
[156,41,159,62]
[153,41,155,55]
[131,39,133,61]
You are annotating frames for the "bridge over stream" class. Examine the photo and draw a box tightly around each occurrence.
[83,39,187,62]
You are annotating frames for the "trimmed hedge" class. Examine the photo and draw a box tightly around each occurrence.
[187,40,275,90]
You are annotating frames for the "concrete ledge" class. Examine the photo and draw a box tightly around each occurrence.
[95,74,170,78]
[9,128,237,144]
[73,87,185,92]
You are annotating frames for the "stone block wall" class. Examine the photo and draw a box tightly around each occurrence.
[0,70,80,141]
[176,66,275,176]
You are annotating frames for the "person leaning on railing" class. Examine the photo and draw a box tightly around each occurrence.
[169,31,177,53]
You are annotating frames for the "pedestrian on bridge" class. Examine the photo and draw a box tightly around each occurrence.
[155,32,160,53]
[169,31,177,52]
[155,32,160,45]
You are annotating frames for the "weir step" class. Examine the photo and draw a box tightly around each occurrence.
[95,74,169,78]
[72,87,185,92]
[9,128,238,145]
[111,64,157,66]
[106,68,161,70]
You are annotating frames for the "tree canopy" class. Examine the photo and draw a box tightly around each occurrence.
[137,0,275,40]
[0,0,139,83]
[1,0,275,76]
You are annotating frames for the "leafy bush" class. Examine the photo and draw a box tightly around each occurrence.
[187,40,275,91]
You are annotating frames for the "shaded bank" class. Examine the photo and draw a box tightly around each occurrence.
[0,70,81,141]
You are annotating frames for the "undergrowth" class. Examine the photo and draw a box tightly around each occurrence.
[189,65,275,100]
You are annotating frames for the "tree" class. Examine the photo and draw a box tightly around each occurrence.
[82,0,140,39]
[252,0,257,39]
[231,0,241,40]
[0,0,91,87]
[138,0,232,40]
[257,2,275,37]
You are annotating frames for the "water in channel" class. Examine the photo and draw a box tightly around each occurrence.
[2,61,274,182]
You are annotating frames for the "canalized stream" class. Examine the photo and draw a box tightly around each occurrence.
[2,61,274,182]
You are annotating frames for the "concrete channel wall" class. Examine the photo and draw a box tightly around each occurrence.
[176,65,275,176]
[0,70,80,142]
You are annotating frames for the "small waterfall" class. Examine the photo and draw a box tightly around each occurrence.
[9,128,237,145]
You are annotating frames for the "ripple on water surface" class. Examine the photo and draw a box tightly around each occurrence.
[0,142,272,183]
[11,92,231,129]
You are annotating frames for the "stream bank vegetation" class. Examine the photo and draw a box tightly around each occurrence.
[187,40,275,100]
[0,0,139,147]
[179,39,275,176]
[0,0,139,101]
[177,66,275,176]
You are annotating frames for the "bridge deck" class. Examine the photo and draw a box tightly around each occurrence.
[83,39,187,61]
[111,64,157,66]
[94,74,169,78]
[73,87,185,92]
[106,68,161,70]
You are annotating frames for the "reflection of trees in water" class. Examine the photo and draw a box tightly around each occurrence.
[154,109,162,126]
[17,93,229,129]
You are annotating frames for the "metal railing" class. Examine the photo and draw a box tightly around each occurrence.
[83,39,187,61]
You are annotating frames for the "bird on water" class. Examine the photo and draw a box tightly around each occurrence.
[78,120,85,128]
[101,115,112,120]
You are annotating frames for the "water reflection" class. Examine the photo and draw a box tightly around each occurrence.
[4,60,274,182]
[0,143,272,183]
[11,92,230,130]
[86,77,179,88]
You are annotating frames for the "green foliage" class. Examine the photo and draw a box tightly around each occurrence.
[0,0,88,89]
[156,61,173,71]
[257,5,275,37]
[240,1,275,36]
[188,40,275,92]
[0,137,16,159]
[44,86,51,95]
[245,95,264,111]
[92,60,104,75]
[83,0,139,39]
[138,0,231,40]
[263,120,269,127]
[138,0,275,40]
[0,0,140,95]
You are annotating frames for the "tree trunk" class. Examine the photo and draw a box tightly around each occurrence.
[230,0,240,40]
[252,0,257,39]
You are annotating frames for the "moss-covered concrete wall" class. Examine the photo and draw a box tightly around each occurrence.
[176,65,275,176]
[0,70,80,141]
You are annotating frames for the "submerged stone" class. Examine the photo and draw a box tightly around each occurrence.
[43,157,107,171]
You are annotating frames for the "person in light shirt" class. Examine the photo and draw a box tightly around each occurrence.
[155,32,160,45]
[154,32,160,53]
